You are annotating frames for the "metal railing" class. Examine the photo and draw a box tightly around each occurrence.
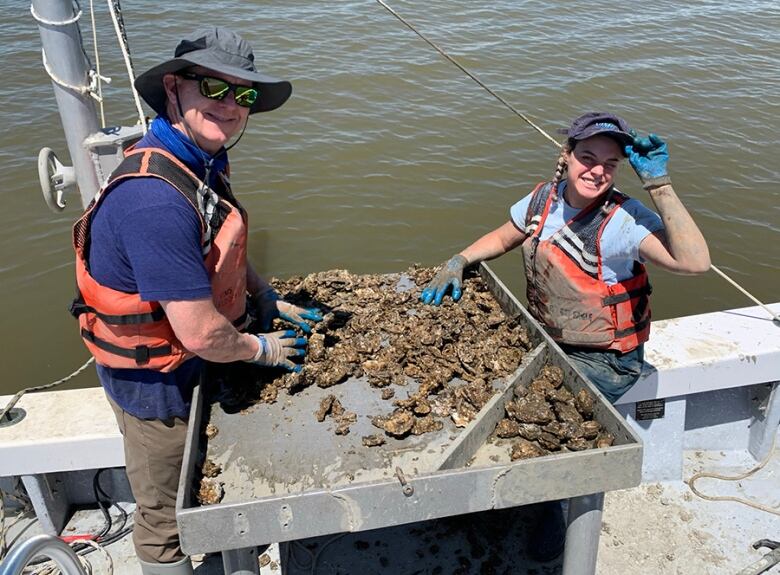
[0,534,87,575]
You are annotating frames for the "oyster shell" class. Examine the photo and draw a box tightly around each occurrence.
[382,410,415,438]
[575,389,595,419]
[362,434,386,447]
[495,419,521,439]
[197,478,224,506]
[201,458,221,479]
[412,415,444,436]
[510,439,546,461]
[554,401,584,426]
[505,395,554,425]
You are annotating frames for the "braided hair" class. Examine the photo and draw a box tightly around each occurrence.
[550,140,573,201]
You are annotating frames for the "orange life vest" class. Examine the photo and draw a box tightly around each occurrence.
[71,147,248,371]
[521,182,652,353]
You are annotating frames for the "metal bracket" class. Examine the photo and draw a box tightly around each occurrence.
[395,467,414,497]
[0,408,26,428]
[37,147,75,212]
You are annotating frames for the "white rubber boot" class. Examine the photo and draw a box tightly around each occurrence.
[139,556,194,575]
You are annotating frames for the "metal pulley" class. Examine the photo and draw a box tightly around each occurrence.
[38,147,76,212]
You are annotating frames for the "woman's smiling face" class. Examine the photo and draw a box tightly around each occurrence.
[564,135,624,208]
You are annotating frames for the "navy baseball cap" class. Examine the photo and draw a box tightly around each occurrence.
[559,112,634,153]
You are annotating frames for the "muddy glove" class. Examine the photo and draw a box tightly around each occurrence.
[625,132,672,189]
[420,254,468,305]
[276,301,323,334]
[246,330,307,372]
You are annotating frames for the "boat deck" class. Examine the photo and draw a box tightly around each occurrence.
[3,447,778,574]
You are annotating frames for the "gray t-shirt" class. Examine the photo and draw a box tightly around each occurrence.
[510,182,664,284]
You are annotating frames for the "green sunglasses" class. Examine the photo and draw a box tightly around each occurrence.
[178,72,258,108]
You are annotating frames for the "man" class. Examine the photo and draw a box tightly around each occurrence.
[71,27,320,574]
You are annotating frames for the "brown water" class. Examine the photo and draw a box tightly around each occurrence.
[1,1,778,396]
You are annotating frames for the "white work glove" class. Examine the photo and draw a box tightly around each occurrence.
[246,331,307,372]
[276,301,323,333]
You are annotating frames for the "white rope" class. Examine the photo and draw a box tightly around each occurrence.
[0,357,95,423]
[33,1,111,104]
[41,47,91,98]
[710,265,780,323]
[79,539,114,575]
[376,0,560,148]
[30,2,82,26]
[688,430,780,517]
[106,0,147,133]
[88,0,105,127]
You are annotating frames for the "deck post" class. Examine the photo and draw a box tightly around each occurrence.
[748,381,780,461]
[562,492,604,575]
[221,547,260,575]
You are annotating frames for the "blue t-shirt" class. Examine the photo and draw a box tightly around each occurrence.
[509,182,664,284]
[89,131,215,420]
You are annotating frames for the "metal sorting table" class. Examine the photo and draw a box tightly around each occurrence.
[176,264,643,574]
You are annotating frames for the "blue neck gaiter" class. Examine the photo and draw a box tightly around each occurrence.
[149,115,228,184]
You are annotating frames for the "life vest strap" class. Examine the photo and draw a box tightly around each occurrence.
[80,328,172,366]
[232,311,248,329]
[70,299,166,325]
[543,325,564,339]
[614,317,650,339]
[601,284,652,306]
[544,316,650,342]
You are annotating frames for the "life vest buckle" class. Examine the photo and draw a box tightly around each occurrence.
[134,345,151,365]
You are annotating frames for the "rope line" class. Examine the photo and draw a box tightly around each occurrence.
[0,484,34,561]
[30,2,82,26]
[688,429,780,516]
[0,490,5,559]
[710,265,780,323]
[88,0,105,127]
[107,0,147,133]
[376,0,559,148]
[376,0,779,324]
[0,357,95,423]
[285,533,348,574]
[32,0,111,104]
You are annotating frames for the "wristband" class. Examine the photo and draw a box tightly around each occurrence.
[252,335,267,362]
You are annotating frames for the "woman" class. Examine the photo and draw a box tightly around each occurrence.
[420,111,710,561]
[421,111,709,403]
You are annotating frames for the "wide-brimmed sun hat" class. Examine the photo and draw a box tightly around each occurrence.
[559,111,634,153]
[134,27,292,115]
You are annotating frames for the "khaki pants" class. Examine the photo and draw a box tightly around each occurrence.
[108,395,189,564]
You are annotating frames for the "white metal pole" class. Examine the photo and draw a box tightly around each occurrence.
[562,492,605,575]
[32,0,101,208]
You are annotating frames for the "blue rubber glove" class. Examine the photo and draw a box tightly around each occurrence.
[276,301,323,333]
[420,254,468,305]
[624,132,672,189]
[245,330,307,372]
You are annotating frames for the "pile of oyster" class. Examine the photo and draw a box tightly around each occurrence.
[252,266,531,439]
[490,365,614,460]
